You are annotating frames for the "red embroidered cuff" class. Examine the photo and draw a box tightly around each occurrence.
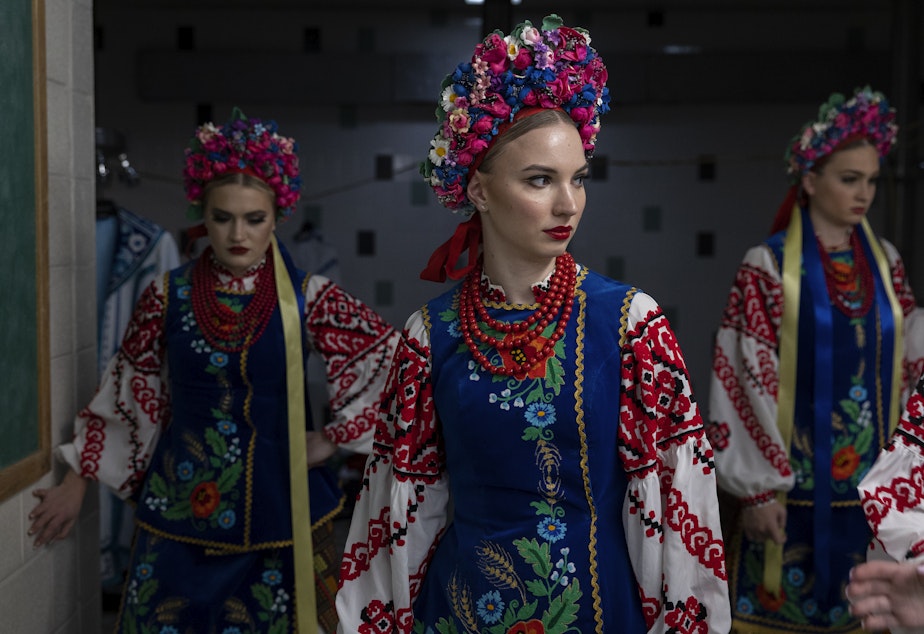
[741,490,777,507]
[909,539,924,559]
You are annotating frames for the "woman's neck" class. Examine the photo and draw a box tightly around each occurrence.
[809,212,854,252]
[481,253,557,304]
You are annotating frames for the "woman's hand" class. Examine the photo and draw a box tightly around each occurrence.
[847,559,924,630]
[741,500,787,544]
[305,430,337,468]
[28,469,88,548]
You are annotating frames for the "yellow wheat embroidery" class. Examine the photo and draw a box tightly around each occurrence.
[182,430,207,462]
[534,439,562,503]
[448,572,480,632]
[222,597,253,625]
[154,597,189,624]
[476,540,527,604]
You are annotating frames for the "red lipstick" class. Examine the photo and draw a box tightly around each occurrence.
[544,226,572,241]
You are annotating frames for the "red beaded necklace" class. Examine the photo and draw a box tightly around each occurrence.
[190,247,278,352]
[459,253,576,379]
[817,232,873,318]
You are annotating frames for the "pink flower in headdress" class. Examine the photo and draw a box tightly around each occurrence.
[480,97,512,120]
[520,26,541,46]
[522,91,539,107]
[545,75,573,104]
[478,33,509,74]
[557,27,588,62]
[570,106,593,126]
[448,110,471,134]
[471,115,494,136]
[436,180,464,202]
[512,46,533,71]
[457,137,489,166]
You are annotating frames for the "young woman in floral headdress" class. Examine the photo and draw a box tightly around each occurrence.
[28,108,400,633]
[707,86,924,633]
[336,15,731,633]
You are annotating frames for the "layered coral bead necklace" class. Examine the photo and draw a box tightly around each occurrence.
[817,232,873,318]
[191,247,278,352]
[459,252,576,378]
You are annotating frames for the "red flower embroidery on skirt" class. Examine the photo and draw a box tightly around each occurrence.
[832,445,860,480]
[506,619,546,634]
[756,584,786,611]
[190,481,220,518]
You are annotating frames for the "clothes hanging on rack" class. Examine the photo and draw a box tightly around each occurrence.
[289,221,341,284]
[95,205,179,591]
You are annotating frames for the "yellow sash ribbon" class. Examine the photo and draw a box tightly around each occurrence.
[859,218,904,433]
[763,209,904,596]
[271,234,317,632]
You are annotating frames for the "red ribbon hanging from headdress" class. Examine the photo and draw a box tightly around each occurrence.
[184,223,209,259]
[769,185,799,235]
[420,214,482,282]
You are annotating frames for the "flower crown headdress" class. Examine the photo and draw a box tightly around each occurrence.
[421,14,610,214]
[183,107,302,220]
[784,85,897,182]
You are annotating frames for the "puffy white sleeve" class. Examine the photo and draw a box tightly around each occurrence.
[336,309,450,634]
[302,275,400,455]
[859,372,924,562]
[57,277,171,499]
[707,245,796,504]
[880,239,924,400]
[620,292,731,633]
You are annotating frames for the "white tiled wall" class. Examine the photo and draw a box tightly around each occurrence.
[0,1,101,632]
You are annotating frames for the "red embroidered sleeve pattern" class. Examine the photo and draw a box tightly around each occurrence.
[79,282,168,487]
[891,256,916,317]
[721,263,781,348]
[381,332,442,483]
[119,282,167,373]
[862,375,924,538]
[337,319,450,634]
[304,279,398,445]
[665,487,727,579]
[619,308,704,478]
[77,411,106,479]
[712,348,791,477]
[861,459,924,538]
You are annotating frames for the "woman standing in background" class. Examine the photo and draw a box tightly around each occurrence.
[29,108,399,633]
[708,86,924,633]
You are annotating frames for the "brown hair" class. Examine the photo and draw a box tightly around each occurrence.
[811,136,875,175]
[477,109,578,174]
[202,173,277,210]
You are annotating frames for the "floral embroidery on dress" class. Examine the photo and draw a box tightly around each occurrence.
[416,296,582,633]
[143,274,244,529]
[789,308,876,495]
[245,556,292,634]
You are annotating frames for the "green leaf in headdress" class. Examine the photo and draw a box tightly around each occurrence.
[229,106,248,122]
[542,14,564,32]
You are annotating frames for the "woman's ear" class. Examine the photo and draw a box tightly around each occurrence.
[801,171,817,197]
[467,171,487,211]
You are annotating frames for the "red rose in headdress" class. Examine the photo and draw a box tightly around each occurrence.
[477,33,509,75]
[480,97,512,120]
[557,27,588,62]
[471,116,494,136]
[512,47,533,70]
